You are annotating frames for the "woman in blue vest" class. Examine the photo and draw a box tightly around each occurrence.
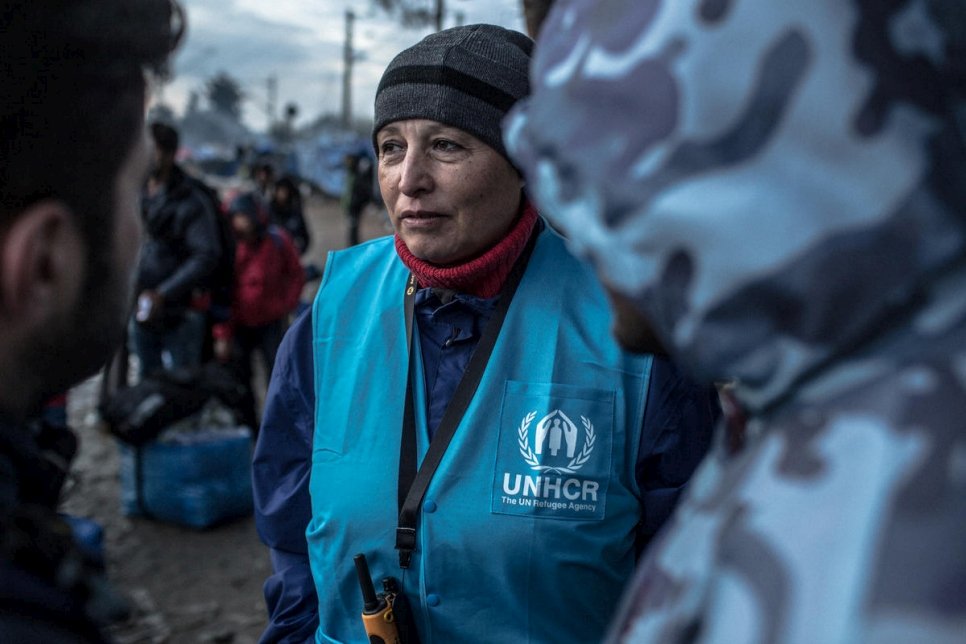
[252,24,719,644]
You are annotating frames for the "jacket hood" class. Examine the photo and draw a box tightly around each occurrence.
[506,0,966,411]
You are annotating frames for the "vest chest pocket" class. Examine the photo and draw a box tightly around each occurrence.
[491,381,616,521]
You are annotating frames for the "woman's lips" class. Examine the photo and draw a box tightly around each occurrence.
[400,209,446,220]
[399,210,448,229]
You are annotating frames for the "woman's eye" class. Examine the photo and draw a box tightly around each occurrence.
[379,141,402,156]
[433,139,460,152]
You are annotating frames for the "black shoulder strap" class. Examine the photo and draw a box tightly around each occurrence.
[395,230,539,568]
[397,275,418,515]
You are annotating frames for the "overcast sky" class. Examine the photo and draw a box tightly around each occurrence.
[161,0,526,132]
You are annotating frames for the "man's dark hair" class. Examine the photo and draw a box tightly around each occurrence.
[0,0,184,255]
[150,121,181,155]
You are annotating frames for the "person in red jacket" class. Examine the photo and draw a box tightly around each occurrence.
[214,192,304,434]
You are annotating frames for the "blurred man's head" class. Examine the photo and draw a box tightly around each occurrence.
[508,1,966,402]
[0,0,183,417]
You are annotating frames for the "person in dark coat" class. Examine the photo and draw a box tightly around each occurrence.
[130,121,222,379]
[0,2,182,641]
[340,151,375,246]
[253,161,275,203]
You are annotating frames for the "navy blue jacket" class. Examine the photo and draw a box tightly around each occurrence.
[0,418,124,643]
[253,289,719,643]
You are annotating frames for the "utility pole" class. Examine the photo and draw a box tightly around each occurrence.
[342,9,354,129]
[433,0,444,31]
[267,74,278,127]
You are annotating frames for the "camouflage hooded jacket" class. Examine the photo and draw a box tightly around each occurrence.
[506,0,966,642]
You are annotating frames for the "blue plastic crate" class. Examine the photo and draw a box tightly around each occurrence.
[119,425,253,529]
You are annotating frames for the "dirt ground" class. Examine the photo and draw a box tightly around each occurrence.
[59,195,390,643]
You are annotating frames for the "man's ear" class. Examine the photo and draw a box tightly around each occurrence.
[0,200,85,322]
[603,286,669,357]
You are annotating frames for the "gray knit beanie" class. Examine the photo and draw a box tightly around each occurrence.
[373,24,534,160]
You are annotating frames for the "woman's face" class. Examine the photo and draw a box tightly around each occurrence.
[376,119,522,265]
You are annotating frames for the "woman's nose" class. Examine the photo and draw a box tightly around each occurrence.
[397,150,433,196]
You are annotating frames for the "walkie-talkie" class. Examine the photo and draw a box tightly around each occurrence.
[354,553,402,644]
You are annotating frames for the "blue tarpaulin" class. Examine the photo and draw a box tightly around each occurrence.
[292,131,374,198]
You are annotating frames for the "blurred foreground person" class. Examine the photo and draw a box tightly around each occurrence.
[254,24,718,643]
[0,1,182,640]
[506,0,966,642]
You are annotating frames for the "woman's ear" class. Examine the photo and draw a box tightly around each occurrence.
[0,200,85,323]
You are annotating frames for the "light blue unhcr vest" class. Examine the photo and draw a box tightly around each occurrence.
[308,226,652,644]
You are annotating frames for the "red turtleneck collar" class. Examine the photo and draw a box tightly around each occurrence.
[394,202,540,298]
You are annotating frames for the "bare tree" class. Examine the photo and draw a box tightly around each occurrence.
[205,72,244,120]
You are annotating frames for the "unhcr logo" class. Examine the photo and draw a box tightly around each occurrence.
[494,402,609,519]
[491,405,610,519]
[501,410,600,511]
[518,410,596,475]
